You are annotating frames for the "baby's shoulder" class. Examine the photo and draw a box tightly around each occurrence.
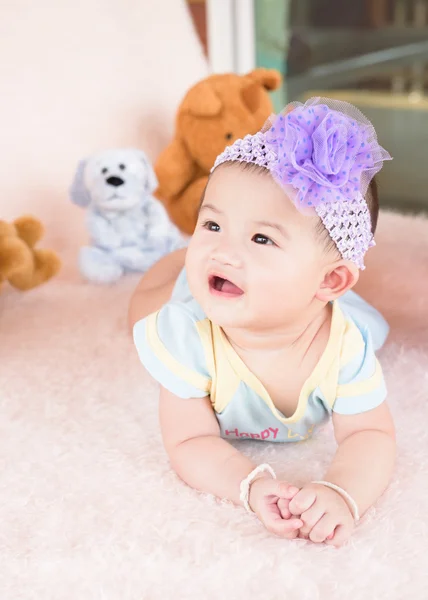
[133,299,212,399]
[337,306,382,386]
[135,297,208,351]
[316,301,387,415]
[160,298,207,327]
[339,313,368,366]
[337,291,389,353]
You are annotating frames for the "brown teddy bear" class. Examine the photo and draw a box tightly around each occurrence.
[0,216,61,291]
[154,68,282,234]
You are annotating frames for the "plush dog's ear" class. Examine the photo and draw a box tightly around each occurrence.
[69,160,91,208]
[137,151,158,193]
[145,161,158,193]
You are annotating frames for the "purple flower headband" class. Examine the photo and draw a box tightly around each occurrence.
[212,97,392,269]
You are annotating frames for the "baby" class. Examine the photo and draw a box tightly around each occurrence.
[129,98,396,546]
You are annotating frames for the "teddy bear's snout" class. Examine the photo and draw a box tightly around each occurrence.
[106,175,125,187]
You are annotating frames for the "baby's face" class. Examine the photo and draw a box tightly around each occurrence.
[185,165,332,331]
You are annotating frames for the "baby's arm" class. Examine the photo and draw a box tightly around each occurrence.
[289,402,395,545]
[160,386,302,537]
[128,248,187,331]
[325,402,395,515]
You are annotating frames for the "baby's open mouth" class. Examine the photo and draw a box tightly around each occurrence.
[208,275,244,297]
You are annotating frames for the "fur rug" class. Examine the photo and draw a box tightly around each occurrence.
[1,210,427,599]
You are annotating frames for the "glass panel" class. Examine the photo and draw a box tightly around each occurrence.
[254,0,428,213]
[254,0,291,109]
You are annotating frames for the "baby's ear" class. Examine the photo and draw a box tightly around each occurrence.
[316,262,359,302]
[69,160,91,208]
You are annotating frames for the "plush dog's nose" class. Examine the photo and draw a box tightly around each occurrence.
[106,176,125,187]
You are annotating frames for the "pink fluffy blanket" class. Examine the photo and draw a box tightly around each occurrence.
[0,210,427,599]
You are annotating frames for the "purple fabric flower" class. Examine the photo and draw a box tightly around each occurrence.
[263,103,383,209]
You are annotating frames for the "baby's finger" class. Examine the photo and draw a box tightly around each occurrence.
[277,498,291,519]
[299,503,326,537]
[262,480,300,502]
[289,488,317,516]
[325,524,352,547]
[275,481,300,500]
[265,514,303,539]
[308,514,337,544]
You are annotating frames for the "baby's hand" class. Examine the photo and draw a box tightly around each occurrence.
[248,477,302,538]
[288,484,355,546]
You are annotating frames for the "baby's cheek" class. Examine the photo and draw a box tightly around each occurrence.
[184,242,200,276]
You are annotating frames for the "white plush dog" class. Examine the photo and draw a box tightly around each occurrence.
[70,148,185,284]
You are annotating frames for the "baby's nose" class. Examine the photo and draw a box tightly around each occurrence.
[212,244,241,268]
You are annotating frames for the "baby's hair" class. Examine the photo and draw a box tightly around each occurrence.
[366,177,379,234]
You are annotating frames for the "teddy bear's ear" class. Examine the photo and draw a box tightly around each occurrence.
[246,68,282,91]
[181,81,223,117]
[241,82,263,114]
[69,160,91,208]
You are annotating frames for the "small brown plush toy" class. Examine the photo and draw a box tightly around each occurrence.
[0,216,61,291]
[154,68,282,234]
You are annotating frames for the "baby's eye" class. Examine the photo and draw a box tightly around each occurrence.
[203,220,221,232]
[252,233,275,245]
